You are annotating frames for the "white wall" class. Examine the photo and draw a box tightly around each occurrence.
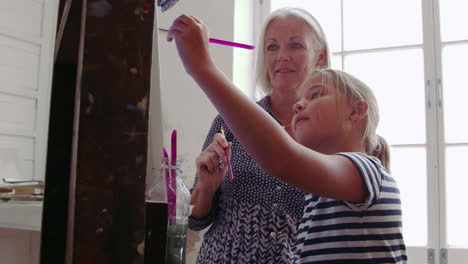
[156,2,235,261]
[155,1,256,262]
[0,0,59,190]
[0,0,58,263]
[157,1,236,183]
[0,0,57,182]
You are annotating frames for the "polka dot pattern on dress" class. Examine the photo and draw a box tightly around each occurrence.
[188,96,307,264]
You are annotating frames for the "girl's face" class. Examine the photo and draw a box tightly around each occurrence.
[264,16,318,92]
[291,72,352,149]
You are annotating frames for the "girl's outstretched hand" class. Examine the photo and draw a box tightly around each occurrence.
[167,14,214,77]
[195,133,231,194]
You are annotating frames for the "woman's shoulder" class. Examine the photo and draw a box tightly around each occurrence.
[208,95,272,134]
[256,95,271,110]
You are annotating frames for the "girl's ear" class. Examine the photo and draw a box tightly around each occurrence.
[349,100,368,121]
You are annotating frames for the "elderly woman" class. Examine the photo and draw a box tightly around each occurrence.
[187,8,330,263]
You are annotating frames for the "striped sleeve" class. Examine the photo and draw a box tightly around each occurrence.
[337,152,385,208]
[297,152,406,263]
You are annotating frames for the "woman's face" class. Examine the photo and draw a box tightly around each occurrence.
[265,16,318,92]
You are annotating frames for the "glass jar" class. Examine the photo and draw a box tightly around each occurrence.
[145,157,169,263]
[164,160,191,264]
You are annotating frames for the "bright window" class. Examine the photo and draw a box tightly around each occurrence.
[268,0,468,261]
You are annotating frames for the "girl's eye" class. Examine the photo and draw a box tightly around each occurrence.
[311,92,321,99]
[267,44,278,51]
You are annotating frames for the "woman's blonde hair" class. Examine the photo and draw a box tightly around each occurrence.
[255,8,330,96]
[309,69,391,170]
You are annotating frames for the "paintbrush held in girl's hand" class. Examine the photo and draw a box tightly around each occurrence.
[221,127,234,182]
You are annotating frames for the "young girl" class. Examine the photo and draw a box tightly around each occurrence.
[167,15,407,263]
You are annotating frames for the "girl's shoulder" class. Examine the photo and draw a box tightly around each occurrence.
[337,152,388,174]
[336,152,398,207]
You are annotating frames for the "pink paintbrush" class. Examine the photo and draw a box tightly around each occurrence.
[159,28,255,50]
[170,130,178,224]
[163,147,176,225]
[220,127,234,182]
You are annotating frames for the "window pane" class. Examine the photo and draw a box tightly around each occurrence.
[391,147,428,246]
[270,0,342,53]
[331,54,342,70]
[345,49,426,145]
[343,0,422,50]
[442,44,468,143]
[446,146,468,248]
[234,0,255,98]
[440,1,468,42]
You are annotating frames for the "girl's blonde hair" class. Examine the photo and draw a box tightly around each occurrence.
[255,7,330,96]
[309,69,390,170]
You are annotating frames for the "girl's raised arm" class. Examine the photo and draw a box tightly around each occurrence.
[167,15,367,202]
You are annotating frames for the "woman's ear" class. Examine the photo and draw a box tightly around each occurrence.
[349,100,368,122]
[315,48,328,68]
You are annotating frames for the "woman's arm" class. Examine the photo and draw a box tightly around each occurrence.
[190,133,229,219]
[168,15,367,202]
[188,116,226,227]
[190,183,217,219]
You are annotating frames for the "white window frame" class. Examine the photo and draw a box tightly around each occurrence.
[262,0,467,263]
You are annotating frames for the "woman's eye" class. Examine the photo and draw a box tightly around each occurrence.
[290,42,303,49]
[267,44,278,51]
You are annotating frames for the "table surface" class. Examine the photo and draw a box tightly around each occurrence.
[0,202,42,231]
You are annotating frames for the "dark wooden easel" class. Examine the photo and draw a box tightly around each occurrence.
[40,1,156,263]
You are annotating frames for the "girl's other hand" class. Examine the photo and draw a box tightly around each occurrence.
[167,14,214,76]
[195,133,231,194]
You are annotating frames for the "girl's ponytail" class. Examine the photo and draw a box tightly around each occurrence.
[371,135,391,172]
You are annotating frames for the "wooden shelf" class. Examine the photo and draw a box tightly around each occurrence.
[0,201,42,231]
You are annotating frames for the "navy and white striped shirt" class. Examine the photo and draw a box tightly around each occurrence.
[295,152,407,264]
